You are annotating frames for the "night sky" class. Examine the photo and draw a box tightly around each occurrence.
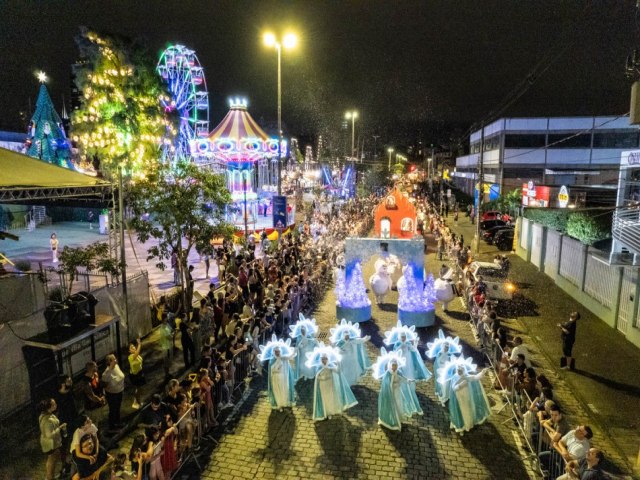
[0,1,637,150]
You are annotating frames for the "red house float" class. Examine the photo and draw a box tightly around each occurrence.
[374,188,417,238]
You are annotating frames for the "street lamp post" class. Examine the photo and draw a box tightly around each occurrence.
[372,135,380,162]
[387,147,394,171]
[263,32,297,196]
[345,111,358,161]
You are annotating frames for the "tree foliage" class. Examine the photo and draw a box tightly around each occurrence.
[483,188,521,217]
[58,242,122,296]
[566,212,612,246]
[358,163,390,197]
[128,161,234,308]
[71,28,174,180]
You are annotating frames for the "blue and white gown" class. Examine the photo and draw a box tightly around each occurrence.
[378,369,423,430]
[294,336,318,381]
[393,340,432,381]
[434,351,457,405]
[448,371,491,433]
[312,364,358,421]
[267,355,296,409]
[336,338,371,386]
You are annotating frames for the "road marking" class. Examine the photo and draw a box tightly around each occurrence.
[587,403,600,414]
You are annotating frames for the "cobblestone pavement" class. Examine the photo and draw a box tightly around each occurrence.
[184,256,537,480]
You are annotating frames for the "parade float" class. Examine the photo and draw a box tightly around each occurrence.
[374,187,417,239]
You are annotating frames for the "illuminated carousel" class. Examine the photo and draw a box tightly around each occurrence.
[191,98,287,232]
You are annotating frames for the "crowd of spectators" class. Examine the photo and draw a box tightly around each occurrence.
[37,194,375,480]
[414,187,607,480]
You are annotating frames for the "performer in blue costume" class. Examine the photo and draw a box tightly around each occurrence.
[258,335,296,410]
[426,329,462,406]
[439,356,491,434]
[289,313,320,381]
[372,348,423,431]
[329,319,371,386]
[383,321,431,381]
[306,343,358,421]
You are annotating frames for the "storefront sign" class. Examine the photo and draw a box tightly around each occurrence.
[558,185,569,208]
[622,150,640,166]
[522,182,550,207]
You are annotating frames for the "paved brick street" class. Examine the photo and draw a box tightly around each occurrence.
[181,255,536,480]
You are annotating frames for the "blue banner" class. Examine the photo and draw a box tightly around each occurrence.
[272,195,287,229]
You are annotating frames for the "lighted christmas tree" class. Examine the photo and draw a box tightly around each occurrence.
[336,262,371,308]
[423,273,437,311]
[398,266,436,313]
[26,81,72,167]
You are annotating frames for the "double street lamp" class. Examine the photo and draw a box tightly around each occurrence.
[263,31,298,196]
[345,110,358,161]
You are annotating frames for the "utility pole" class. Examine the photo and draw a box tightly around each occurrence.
[474,124,485,254]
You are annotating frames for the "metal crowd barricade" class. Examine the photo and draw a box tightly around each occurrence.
[171,403,202,479]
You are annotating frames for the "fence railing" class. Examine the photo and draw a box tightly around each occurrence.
[612,206,640,254]
[461,271,563,479]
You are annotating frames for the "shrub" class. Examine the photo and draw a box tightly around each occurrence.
[523,208,571,233]
[524,208,613,245]
[566,212,612,246]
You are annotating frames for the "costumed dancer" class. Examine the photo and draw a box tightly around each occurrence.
[439,356,491,434]
[257,335,296,411]
[372,348,423,431]
[426,329,462,406]
[306,343,358,421]
[329,319,371,386]
[383,320,432,382]
[289,313,320,381]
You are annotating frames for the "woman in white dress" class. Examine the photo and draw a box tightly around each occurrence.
[258,335,296,410]
[439,356,491,434]
[329,319,371,386]
[306,343,357,421]
[289,314,320,381]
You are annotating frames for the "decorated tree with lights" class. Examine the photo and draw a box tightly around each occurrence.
[423,273,437,311]
[397,265,432,313]
[26,81,72,167]
[336,262,371,309]
[71,29,174,180]
[128,160,234,310]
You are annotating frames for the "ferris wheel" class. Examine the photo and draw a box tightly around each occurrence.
[157,44,209,161]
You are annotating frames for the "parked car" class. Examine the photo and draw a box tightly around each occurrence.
[495,229,515,251]
[482,225,514,244]
[479,219,507,232]
[463,261,516,301]
[481,211,512,222]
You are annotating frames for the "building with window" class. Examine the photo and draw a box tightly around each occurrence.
[452,116,640,206]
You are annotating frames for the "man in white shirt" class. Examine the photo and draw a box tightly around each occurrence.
[509,336,532,368]
[554,425,593,462]
[102,354,125,431]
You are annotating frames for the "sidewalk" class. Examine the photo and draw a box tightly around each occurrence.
[442,211,640,475]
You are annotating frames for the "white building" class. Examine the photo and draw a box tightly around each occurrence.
[452,116,640,204]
